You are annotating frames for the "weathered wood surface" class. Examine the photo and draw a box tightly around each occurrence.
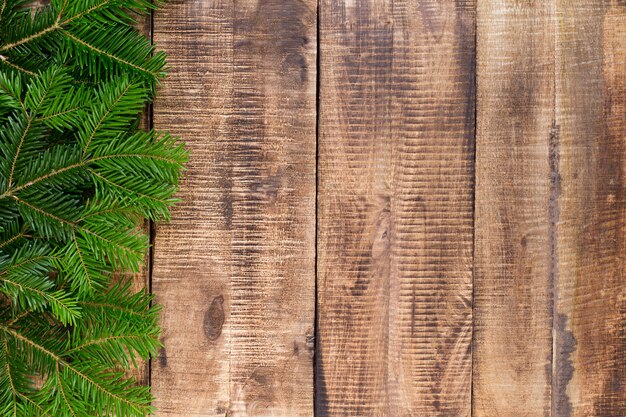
[150,1,317,416]
[316,1,475,415]
[474,0,626,416]
[555,1,626,415]
[473,1,555,415]
[141,0,626,416]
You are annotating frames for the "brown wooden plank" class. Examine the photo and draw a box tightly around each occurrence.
[554,1,626,415]
[473,1,556,416]
[475,1,626,416]
[316,1,475,415]
[150,1,316,416]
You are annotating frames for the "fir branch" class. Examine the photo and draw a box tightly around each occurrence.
[1,151,181,198]
[80,78,136,156]
[0,71,25,111]
[0,2,165,83]
[10,195,74,227]
[0,1,7,21]
[6,117,31,189]
[56,369,78,417]
[0,0,116,52]
[89,169,170,205]
[78,301,146,318]
[5,310,28,327]
[63,30,161,80]
[0,1,186,415]
[35,105,81,123]
[0,57,37,78]
[0,228,26,249]
[2,341,18,417]
[70,229,93,293]
[2,325,153,415]
[0,25,58,53]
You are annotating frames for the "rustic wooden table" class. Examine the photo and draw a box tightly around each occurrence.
[134,1,625,416]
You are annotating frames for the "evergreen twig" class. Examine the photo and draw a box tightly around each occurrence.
[0,1,186,415]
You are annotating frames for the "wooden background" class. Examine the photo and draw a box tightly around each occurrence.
[139,0,625,416]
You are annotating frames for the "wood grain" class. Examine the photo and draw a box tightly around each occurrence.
[473,1,556,415]
[475,1,626,416]
[143,1,626,415]
[554,1,626,415]
[151,1,316,416]
[317,1,475,415]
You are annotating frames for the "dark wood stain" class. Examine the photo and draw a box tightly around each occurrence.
[226,3,316,412]
[553,313,576,417]
[203,295,225,341]
[417,0,445,39]
[548,121,574,417]
[219,175,233,230]
[158,347,168,368]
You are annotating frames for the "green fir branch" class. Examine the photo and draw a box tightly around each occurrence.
[0,1,186,415]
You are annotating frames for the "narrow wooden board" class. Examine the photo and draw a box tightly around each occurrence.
[554,1,626,415]
[473,1,556,415]
[151,1,317,416]
[317,1,475,415]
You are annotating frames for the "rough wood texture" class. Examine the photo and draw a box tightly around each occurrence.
[142,1,626,415]
[555,1,626,415]
[475,1,626,416]
[316,1,475,415]
[473,1,555,415]
[150,1,317,416]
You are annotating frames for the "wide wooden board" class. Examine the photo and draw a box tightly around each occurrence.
[473,1,556,415]
[474,0,626,416]
[317,1,476,415]
[151,1,317,416]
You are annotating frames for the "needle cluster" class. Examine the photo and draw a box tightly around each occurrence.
[0,1,186,415]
